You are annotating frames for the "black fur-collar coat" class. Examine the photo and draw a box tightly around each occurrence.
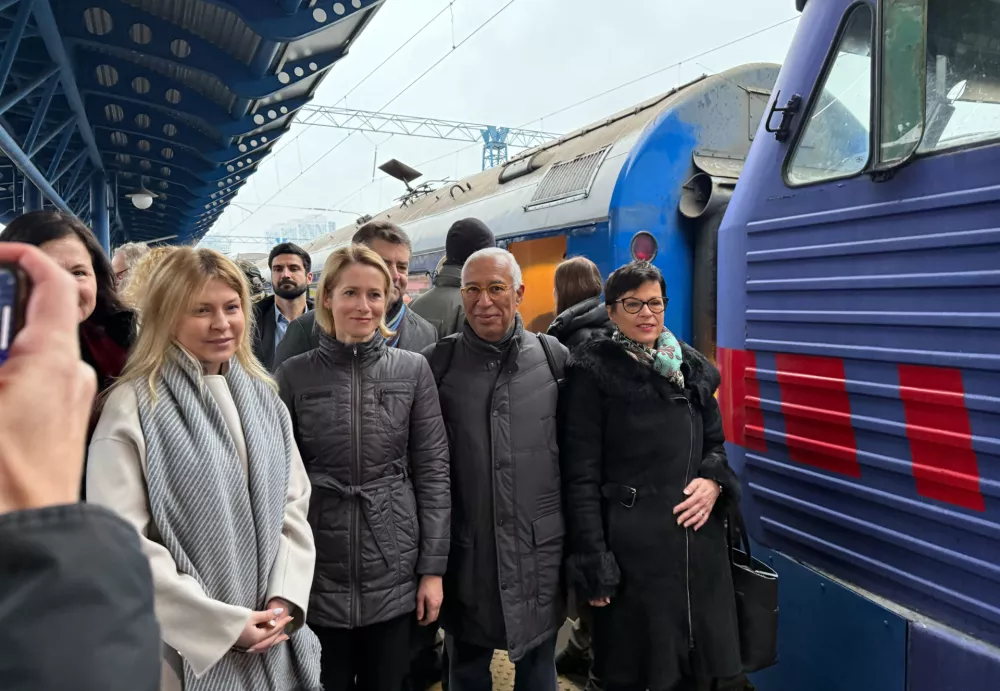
[559,335,742,689]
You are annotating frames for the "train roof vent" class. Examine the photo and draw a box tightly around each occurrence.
[525,146,611,210]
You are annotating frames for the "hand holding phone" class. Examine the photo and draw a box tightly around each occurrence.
[0,263,29,367]
[0,243,97,514]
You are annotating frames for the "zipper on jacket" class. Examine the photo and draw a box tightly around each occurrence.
[674,395,696,651]
[351,345,361,628]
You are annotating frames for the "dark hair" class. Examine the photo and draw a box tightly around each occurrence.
[352,220,412,252]
[554,256,603,315]
[268,242,311,273]
[604,260,667,309]
[0,210,124,321]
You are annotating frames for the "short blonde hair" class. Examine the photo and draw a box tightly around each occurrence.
[120,246,173,311]
[116,247,273,398]
[315,244,394,340]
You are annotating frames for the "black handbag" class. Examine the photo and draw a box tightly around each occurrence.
[728,511,779,673]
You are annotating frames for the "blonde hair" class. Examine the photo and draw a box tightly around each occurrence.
[120,246,173,311]
[116,246,274,397]
[315,244,394,340]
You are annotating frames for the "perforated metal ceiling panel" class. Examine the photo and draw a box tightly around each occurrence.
[0,0,384,245]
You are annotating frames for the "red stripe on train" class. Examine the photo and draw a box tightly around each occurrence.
[897,365,985,512]
[775,354,861,478]
[718,347,766,452]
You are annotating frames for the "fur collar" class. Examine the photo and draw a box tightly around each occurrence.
[567,334,719,409]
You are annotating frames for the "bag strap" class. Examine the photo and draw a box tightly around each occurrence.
[727,507,753,562]
[428,334,460,387]
[537,332,566,385]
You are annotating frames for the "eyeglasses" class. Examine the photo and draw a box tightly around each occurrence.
[617,297,667,314]
[115,269,130,284]
[461,283,510,300]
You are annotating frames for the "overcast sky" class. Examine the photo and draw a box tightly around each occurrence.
[207,0,801,251]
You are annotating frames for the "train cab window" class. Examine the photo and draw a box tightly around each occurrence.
[917,0,1000,153]
[878,0,927,166]
[786,5,874,185]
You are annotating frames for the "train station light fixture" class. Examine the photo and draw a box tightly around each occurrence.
[126,186,156,210]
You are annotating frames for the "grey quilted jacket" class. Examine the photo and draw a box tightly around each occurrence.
[275,332,451,629]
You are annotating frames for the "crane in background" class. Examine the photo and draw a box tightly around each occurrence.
[294,105,561,169]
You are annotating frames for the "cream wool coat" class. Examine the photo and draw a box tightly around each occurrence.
[87,376,316,691]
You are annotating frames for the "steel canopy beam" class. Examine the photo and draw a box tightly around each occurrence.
[0,0,35,96]
[22,71,59,153]
[27,112,74,157]
[0,120,71,213]
[0,64,59,114]
[31,0,104,171]
[45,121,74,177]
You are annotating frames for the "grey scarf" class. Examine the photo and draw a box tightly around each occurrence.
[136,348,321,691]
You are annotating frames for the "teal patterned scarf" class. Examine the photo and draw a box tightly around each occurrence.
[612,326,685,390]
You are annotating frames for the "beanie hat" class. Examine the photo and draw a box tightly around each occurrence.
[444,218,495,266]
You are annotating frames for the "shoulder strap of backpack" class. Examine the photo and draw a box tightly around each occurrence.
[428,334,460,387]
[537,332,566,384]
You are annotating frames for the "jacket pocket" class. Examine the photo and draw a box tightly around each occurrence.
[531,511,565,606]
[376,385,412,435]
[296,391,335,442]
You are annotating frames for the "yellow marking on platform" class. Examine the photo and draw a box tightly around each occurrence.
[428,651,583,691]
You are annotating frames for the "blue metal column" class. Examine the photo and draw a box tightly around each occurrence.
[22,178,41,212]
[90,173,109,253]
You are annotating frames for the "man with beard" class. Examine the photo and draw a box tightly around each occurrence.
[252,242,314,372]
[273,221,436,368]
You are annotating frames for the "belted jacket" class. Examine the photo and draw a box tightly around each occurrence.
[275,332,451,629]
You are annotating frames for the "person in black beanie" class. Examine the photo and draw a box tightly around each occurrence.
[411,218,495,340]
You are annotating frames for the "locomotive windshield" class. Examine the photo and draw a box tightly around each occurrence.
[787,0,1000,186]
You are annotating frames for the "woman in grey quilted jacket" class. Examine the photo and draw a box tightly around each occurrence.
[275,244,451,691]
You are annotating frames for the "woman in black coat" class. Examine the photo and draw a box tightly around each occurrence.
[547,256,613,349]
[561,261,742,691]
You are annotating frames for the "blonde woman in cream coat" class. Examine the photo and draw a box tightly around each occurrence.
[87,247,321,691]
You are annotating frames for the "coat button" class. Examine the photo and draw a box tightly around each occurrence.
[492,410,499,417]
[501,581,507,590]
[498,518,504,526]
[495,462,500,470]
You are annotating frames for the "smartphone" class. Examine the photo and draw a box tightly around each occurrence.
[0,263,29,366]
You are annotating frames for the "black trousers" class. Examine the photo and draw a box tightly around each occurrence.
[314,614,411,691]
[446,634,557,691]
[406,620,444,688]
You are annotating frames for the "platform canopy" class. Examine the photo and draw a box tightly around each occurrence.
[0,0,384,247]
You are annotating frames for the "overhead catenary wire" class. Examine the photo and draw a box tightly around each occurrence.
[221,0,521,237]
[214,1,457,233]
[268,2,455,162]
[224,11,800,236]
[329,14,801,212]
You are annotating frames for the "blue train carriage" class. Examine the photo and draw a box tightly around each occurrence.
[717,1,1000,690]
[310,63,780,352]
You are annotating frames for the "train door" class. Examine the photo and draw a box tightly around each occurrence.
[507,234,567,333]
[719,0,1000,689]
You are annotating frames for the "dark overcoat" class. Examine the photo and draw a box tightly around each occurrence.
[561,335,742,690]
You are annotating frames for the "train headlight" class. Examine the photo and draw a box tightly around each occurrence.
[630,231,658,262]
